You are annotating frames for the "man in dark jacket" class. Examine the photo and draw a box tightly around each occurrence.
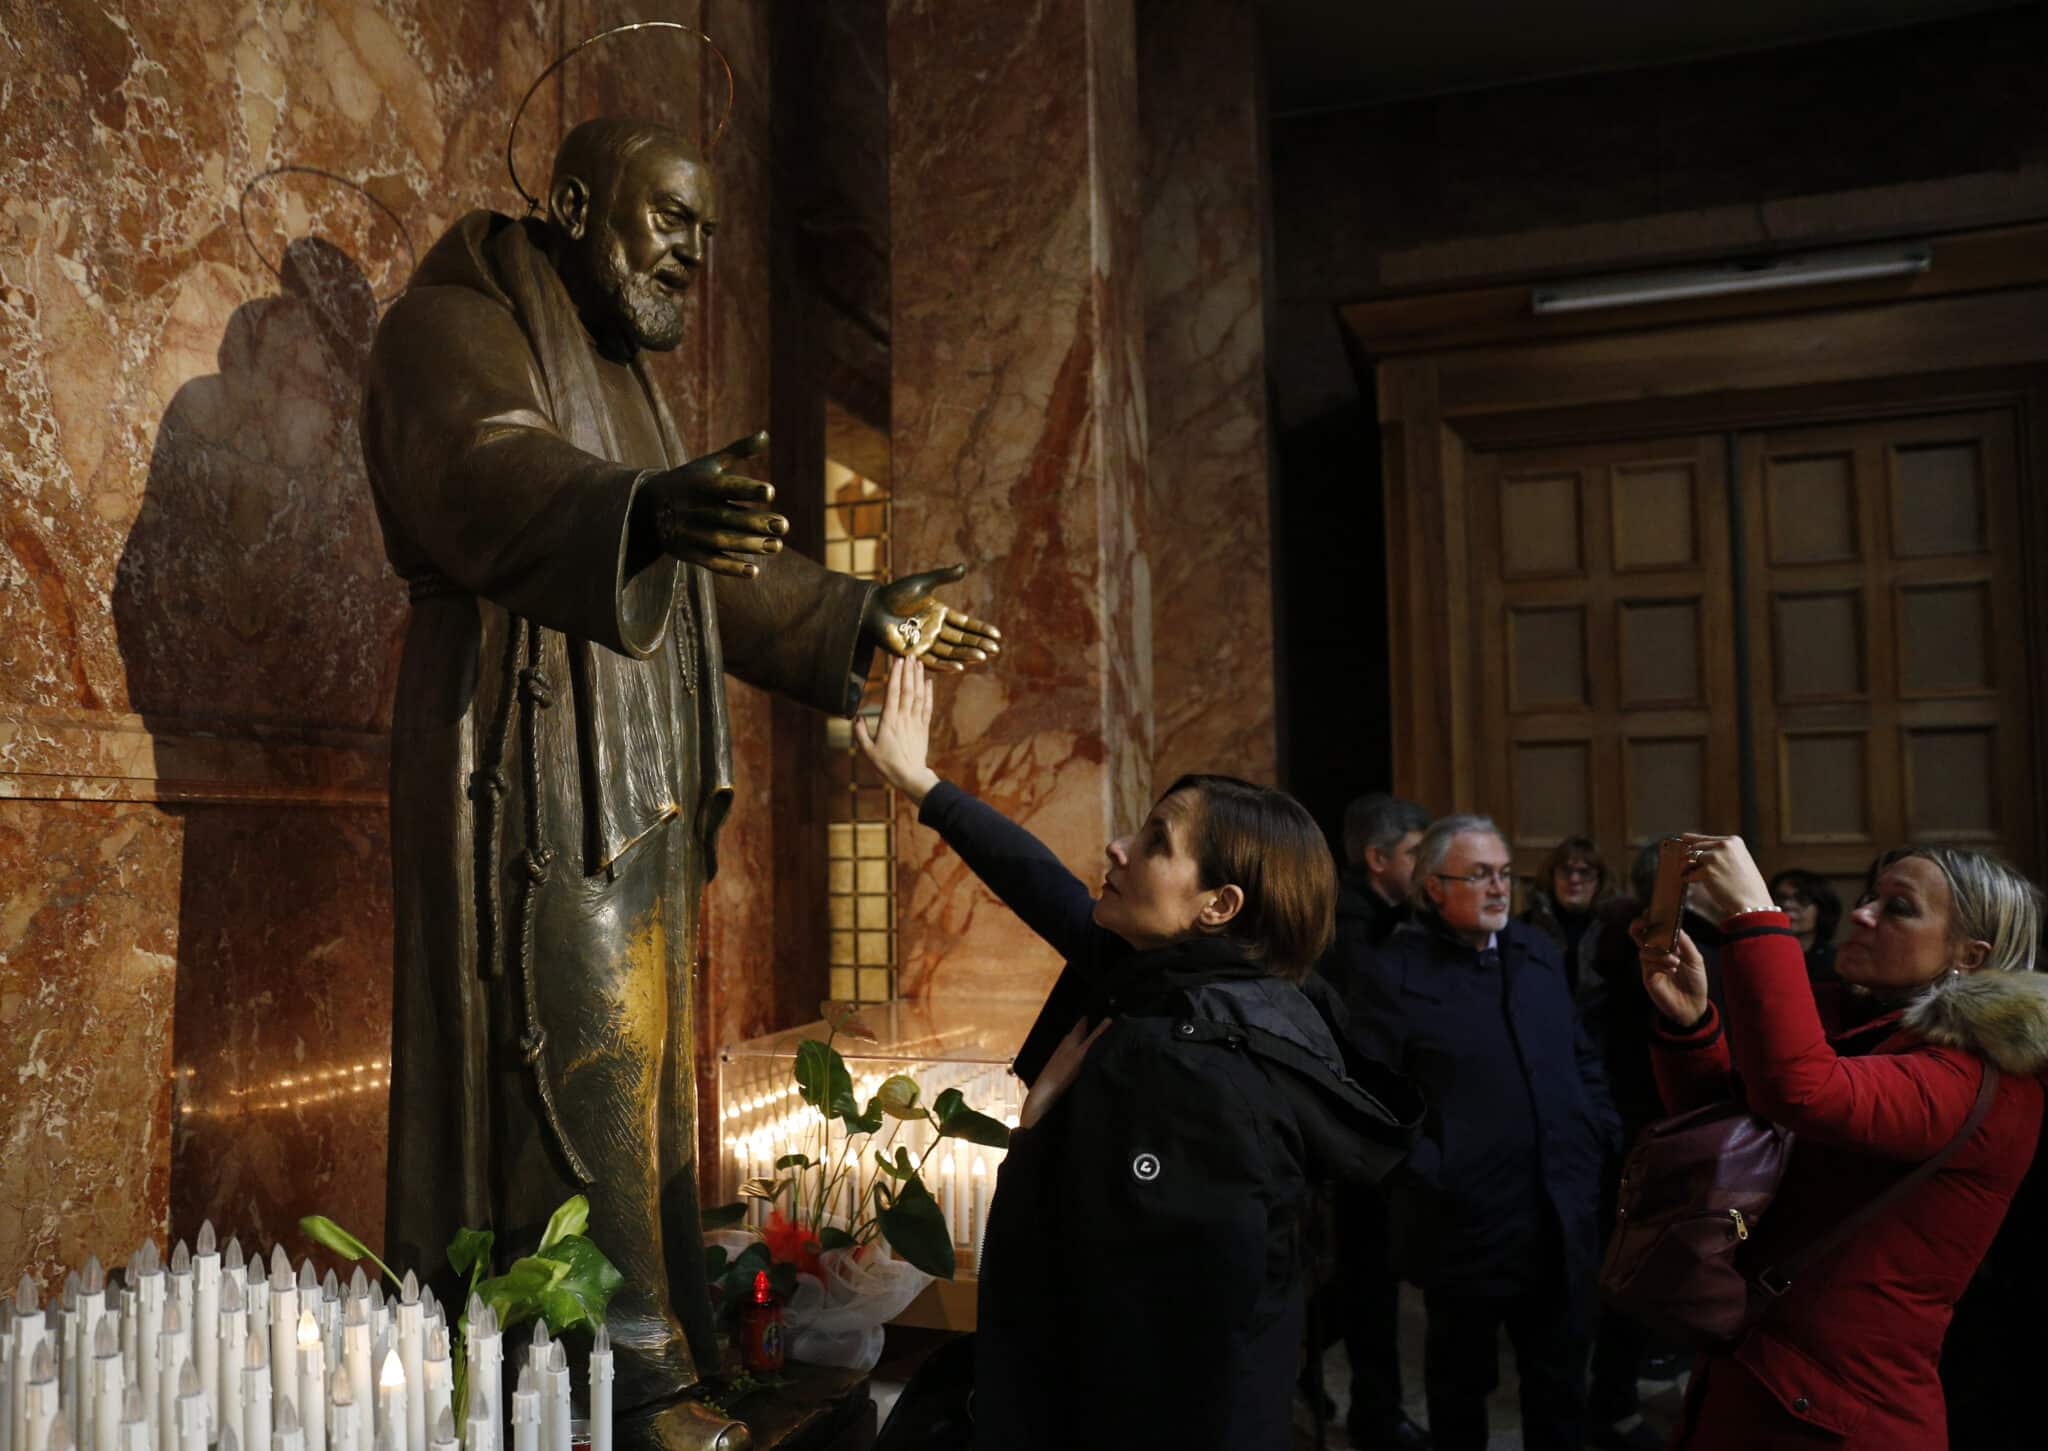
[1346,815,1620,1451]
[1315,793,1433,1449]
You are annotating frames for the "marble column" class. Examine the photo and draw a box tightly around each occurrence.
[1140,0,1278,792]
[888,0,1152,1000]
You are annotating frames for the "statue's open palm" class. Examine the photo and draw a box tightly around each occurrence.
[868,564,1003,672]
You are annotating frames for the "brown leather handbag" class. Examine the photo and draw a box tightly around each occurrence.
[1598,1065,2000,1348]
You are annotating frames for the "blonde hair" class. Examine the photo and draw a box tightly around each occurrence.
[1893,846,2041,974]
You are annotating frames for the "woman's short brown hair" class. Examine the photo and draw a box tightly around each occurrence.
[1163,773,1337,980]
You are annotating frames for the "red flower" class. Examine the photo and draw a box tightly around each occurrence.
[761,1209,824,1279]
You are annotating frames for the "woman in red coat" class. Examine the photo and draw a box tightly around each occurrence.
[1639,836,2047,1449]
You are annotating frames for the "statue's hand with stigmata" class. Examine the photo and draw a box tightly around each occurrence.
[641,430,788,578]
[862,563,1002,672]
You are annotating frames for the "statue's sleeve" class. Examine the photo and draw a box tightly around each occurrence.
[362,285,674,658]
[711,548,878,718]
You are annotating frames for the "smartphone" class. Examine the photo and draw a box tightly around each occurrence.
[1640,836,1691,954]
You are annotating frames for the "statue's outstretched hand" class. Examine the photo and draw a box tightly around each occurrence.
[853,657,941,805]
[865,563,1003,672]
[643,430,788,578]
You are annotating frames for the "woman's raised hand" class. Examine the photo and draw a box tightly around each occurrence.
[1636,922,1712,1027]
[1676,833,1777,922]
[854,656,943,805]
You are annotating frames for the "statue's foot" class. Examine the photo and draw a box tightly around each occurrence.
[616,1393,751,1451]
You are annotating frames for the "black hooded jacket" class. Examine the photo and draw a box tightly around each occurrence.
[916,782,1422,1451]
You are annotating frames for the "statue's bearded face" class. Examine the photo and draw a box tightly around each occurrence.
[579,142,716,354]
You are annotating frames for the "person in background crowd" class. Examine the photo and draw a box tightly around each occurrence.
[855,658,1422,1451]
[1315,792,1434,1451]
[1640,837,2047,1449]
[1347,815,1620,1451]
[1520,836,1613,995]
[1769,868,1842,973]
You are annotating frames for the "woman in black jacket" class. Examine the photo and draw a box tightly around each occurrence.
[857,658,1421,1451]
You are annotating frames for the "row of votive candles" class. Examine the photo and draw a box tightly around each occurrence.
[0,1228,612,1451]
[722,1062,1022,1267]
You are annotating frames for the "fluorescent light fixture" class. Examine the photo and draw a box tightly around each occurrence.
[1531,244,1931,315]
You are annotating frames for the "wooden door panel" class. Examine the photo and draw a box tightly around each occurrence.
[1740,409,2034,906]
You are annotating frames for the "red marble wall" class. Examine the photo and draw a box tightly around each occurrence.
[0,0,791,1289]
[887,0,1153,1001]
[1139,0,1278,793]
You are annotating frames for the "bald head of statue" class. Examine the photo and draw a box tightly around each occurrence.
[542,117,717,357]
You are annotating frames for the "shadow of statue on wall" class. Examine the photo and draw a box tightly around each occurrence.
[113,225,409,1256]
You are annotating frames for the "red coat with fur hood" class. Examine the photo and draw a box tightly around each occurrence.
[1651,910,2048,1449]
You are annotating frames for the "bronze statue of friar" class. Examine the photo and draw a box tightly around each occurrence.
[358,116,1001,1450]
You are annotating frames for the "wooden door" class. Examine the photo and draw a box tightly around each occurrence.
[1470,434,1744,885]
[1739,410,2037,908]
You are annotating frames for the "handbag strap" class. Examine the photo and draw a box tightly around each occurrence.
[1753,1061,2001,1299]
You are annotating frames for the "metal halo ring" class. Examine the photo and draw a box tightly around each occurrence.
[505,21,736,212]
[236,165,420,307]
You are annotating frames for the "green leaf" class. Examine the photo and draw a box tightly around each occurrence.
[473,1256,558,1333]
[537,1196,589,1254]
[874,1149,908,1180]
[841,1098,886,1137]
[766,1263,798,1302]
[875,1074,923,1120]
[774,1153,812,1172]
[704,1245,730,1281]
[700,1202,749,1231]
[446,1227,495,1279]
[930,1088,966,1126]
[817,1227,857,1252]
[298,1216,396,1285]
[937,1107,1011,1149]
[795,1039,860,1121]
[818,1001,880,1043]
[876,1176,955,1279]
[534,1235,623,1330]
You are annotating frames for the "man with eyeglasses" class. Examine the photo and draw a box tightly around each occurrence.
[1343,814,1620,1451]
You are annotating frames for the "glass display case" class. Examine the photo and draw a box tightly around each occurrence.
[716,996,1040,1326]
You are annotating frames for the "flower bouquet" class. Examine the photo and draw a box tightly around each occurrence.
[703,1003,1010,1369]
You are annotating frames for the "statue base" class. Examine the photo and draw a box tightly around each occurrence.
[618,1363,874,1451]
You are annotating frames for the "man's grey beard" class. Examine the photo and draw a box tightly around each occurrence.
[592,238,685,352]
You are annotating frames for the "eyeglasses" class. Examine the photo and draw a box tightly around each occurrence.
[1433,867,1514,888]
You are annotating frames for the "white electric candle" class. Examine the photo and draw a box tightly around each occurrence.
[117,1278,137,1375]
[971,1158,990,1272]
[464,1308,498,1451]
[168,1246,194,1385]
[117,1385,148,1451]
[539,1347,566,1451]
[59,1272,79,1439]
[24,1341,57,1451]
[241,1331,271,1451]
[392,1278,420,1451]
[416,1333,446,1451]
[157,1299,190,1451]
[316,1282,339,1375]
[90,1314,121,1451]
[461,1384,489,1451]
[340,1307,369,1451]
[242,1263,265,1359]
[425,1409,454,1451]
[46,1411,74,1451]
[218,1277,247,1451]
[265,1252,295,1414]
[13,1274,44,1451]
[191,1230,218,1451]
[176,1361,207,1451]
[364,1293,383,1355]
[587,1327,611,1451]
[374,1352,404,1451]
[293,1318,323,1451]
[507,1369,536,1451]
[324,1368,354,1451]
[940,1158,960,1247]
[272,1397,302,1451]
[2,1300,14,1451]
[136,1244,165,1425]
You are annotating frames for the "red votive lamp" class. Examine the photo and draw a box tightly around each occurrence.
[738,1270,785,1374]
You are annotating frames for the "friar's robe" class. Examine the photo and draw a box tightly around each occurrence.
[360,211,874,1405]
